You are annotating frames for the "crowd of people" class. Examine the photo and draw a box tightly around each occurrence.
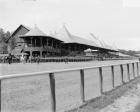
[20,55,40,64]
[0,52,121,64]
[0,54,41,64]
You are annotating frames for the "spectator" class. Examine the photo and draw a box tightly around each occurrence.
[37,55,40,64]
[29,55,32,63]
[64,57,68,64]
[8,53,12,64]
[20,55,24,63]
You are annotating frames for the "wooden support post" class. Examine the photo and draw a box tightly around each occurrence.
[132,63,135,78]
[127,64,130,81]
[137,62,139,76]
[0,80,1,112]
[111,66,115,88]
[40,37,43,47]
[31,37,33,47]
[120,65,124,84]
[46,38,48,46]
[35,38,36,47]
[80,69,85,102]
[49,73,56,112]
[99,67,103,94]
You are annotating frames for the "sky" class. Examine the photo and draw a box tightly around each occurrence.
[1,0,140,50]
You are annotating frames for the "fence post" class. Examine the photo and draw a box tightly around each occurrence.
[80,69,85,102]
[127,64,130,81]
[132,63,135,78]
[99,67,103,94]
[0,79,2,112]
[49,73,56,112]
[137,62,139,76]
[120,64,124,84]
[111,66,115,88]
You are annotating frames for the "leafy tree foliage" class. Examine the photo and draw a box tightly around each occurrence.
[0,28,10,54]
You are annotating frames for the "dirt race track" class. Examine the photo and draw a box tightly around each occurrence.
[0,59,139,112]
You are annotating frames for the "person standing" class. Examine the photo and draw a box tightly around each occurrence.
[37,55,40,64]
[8,53,12,64]
[20,54,24,63]
[29,55,32,63]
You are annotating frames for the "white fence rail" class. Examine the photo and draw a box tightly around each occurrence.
[0,61,139,112]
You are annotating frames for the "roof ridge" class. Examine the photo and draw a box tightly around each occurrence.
[63,25,72,38]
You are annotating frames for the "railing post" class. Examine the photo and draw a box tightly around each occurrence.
[49,73,56,112]
[127,64,130,81]
[132,63,135,78]
[99,67,103,94]
[120,64,124,84]
[0,80,2,112]
[111,66,115,88]
[80,69,85,102]
[137,62,139,76]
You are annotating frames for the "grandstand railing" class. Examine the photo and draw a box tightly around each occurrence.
[0,60,139,112]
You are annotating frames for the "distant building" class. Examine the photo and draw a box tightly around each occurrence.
[7,24,30,54]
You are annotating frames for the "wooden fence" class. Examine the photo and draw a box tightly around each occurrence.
[0,61,139,112]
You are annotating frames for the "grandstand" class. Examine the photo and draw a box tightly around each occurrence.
[6,24,118,59]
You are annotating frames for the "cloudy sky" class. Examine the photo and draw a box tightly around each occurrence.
[1,0,140,50]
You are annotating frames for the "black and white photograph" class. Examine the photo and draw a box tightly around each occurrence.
[1,0,140,112]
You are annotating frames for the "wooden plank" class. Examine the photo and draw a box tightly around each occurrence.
[80,69,85,102]
[127,64,130,81]
[99,67,103,94]
[120,65,124,84]
[0,80,2,112]
[49,73,56,112]
[111,66,115,88]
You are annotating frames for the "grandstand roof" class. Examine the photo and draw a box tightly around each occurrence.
[89,33,118,51]
[89,33,103,48]
[52,25,99,48]
[50,25,72,43]
[21,26,47,37]
[20,26,63,42]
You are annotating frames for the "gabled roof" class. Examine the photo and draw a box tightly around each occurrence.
[50,25,72,43]
[52,25,99,48]
[21,26,47,37]
[7,24,31,42]
[20,26,63,42]
[70,34,98,47]
[89,33,103,48]
[89,33,118,52]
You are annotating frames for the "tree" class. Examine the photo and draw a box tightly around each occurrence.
[0,28,10,54]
